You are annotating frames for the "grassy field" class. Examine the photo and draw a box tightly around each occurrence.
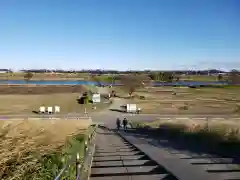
[0,72,87,80]
[0,119,92,180]
[0,93,110,115]
[179,74,221,81]
[0,72,109,81]
[128,86,240,115]
[0,85,110,115]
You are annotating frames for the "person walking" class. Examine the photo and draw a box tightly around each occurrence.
[116,118,121,131]
[122,118,128,131]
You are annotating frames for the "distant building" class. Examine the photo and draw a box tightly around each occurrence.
[0,69,11,73]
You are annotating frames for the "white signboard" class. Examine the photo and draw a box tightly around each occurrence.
[55,106,60,113]
[47,107,53,113]
[92,93,101,103]
[127,104,137,113]
[39,106,45,113]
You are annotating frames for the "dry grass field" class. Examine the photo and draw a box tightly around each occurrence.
[0,119,91,180]
[0,72,88,80]
[131,118,240,159]
[134,118,240,133]
[0,93,110,115]
[130,86,240,115]
[0,85,110,115]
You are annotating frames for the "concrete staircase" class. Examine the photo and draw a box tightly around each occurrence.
[90,127,178,180]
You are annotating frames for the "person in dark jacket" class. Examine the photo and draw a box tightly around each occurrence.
[116,118,121,131]
[122,118,128,130]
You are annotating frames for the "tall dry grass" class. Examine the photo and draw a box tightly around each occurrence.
[0,119,91,180]
[131,119,240,158]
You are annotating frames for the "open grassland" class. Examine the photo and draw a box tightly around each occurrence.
[0,72,88,80]
[129,86,240,115]
[131,118,240,158]
[0,93,110,115]
[0,85,110,115]
[0,72,110,81]
[179,74,223,81]
[0,119,92,180]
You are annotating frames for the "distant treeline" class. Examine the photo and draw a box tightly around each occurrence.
[1,69,236,75]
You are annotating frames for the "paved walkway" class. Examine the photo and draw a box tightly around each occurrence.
[90,127,177,180]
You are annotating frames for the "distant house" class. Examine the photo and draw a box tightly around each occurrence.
[0,69,11,73]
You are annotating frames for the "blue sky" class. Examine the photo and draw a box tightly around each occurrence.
[0,0,239,71]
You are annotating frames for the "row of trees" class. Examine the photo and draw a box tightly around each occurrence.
[22,70,240,85]
[2,68,232,75]
[148,72,175,82]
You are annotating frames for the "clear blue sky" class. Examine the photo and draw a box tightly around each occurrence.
[0,0,239,71]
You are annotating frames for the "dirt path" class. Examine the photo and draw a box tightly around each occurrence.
[96,87,110,95]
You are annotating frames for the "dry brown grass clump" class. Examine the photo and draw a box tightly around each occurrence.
[0,119,91,180]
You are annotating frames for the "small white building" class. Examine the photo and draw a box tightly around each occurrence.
[0,69,10,73]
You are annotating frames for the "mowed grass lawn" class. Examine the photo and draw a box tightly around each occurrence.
[0,119,91,179]
[130,86,240,115]
[0,93,110,115]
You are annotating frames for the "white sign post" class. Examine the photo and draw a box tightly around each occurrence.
[92,93,101,103]
[55,106,60,113]
[126,104,137,113]
[39,106,45,113]
[47,107,53,114]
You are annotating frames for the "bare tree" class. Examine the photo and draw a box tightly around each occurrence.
[119,74,152,96]
[217,74,223,81]
[24,72,33,82]
[90,74,101,86]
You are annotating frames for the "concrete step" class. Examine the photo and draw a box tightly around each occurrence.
[94,151,144,157]
[92,160,157,168]
[90,127,176,180]
[91,166,161,177]
[90,174,173,180]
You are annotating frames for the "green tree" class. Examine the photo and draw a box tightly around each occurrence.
[159,72,174,82]
[148,72,159,81]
